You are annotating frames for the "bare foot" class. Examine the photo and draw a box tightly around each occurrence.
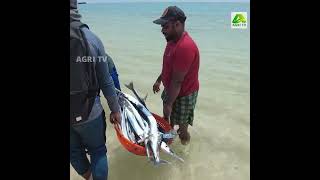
[178,128,191,145]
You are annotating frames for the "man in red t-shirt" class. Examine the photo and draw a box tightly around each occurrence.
[153,6,200,145]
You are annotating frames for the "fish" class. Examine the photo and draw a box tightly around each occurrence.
[125,111,136,143]
[124,96,149,137]
[121,91,167,165]
[119,93,148,144]
[160,141,184,163]
[159,130,178,143]
[123,101,145,141]
[116,86,182,165]
[125,82,148,109]
[120,107,129,140]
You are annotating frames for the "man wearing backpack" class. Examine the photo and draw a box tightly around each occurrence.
[70,0,121,179]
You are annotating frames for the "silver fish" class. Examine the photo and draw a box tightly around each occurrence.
[120,107,129,140]
[122,92,166,165]
[124,103,145,141]
[160,141,184,163]
[119,93,148,143]
[116,88,182,165]
[125,111,136,143]
[124,97,149,137]
[160,129,178,141]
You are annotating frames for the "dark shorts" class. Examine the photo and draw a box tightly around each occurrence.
[161,90,198,126]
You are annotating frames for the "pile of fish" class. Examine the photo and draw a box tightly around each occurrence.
[115,82,184,165]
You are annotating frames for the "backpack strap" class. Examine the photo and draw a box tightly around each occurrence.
[73,21,100,98]
[70,20,89,30]
[70,20,89,52]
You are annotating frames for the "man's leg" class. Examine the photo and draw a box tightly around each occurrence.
[73,111,108,180]
[178,123,191,145]
[70,126,91,179]
[171,91,198,145]
[89,146,108,180]
[171,101,191,145]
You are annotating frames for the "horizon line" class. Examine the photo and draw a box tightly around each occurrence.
[79,1,250,4]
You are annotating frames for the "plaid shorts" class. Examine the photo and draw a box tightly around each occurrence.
[161,90,198,126]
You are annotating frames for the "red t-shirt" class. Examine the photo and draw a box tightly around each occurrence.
[161,32,200,97]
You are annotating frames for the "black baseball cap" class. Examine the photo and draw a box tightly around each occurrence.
[153,6,187,25]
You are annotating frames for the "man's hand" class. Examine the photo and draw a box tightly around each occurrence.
[163,103,173,121]
[110,112,121,124]
[153,81,161,94]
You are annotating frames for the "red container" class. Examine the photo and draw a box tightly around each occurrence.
[114,113,173,156]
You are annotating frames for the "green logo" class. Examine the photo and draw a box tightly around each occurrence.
[231,12,247,29]
[232,14,247,24]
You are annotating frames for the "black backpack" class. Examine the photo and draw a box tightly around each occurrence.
[70,20,99,124]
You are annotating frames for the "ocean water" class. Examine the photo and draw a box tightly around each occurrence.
[71,2,250,180]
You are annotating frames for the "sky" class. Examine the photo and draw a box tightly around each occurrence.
[82,0,250,3]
